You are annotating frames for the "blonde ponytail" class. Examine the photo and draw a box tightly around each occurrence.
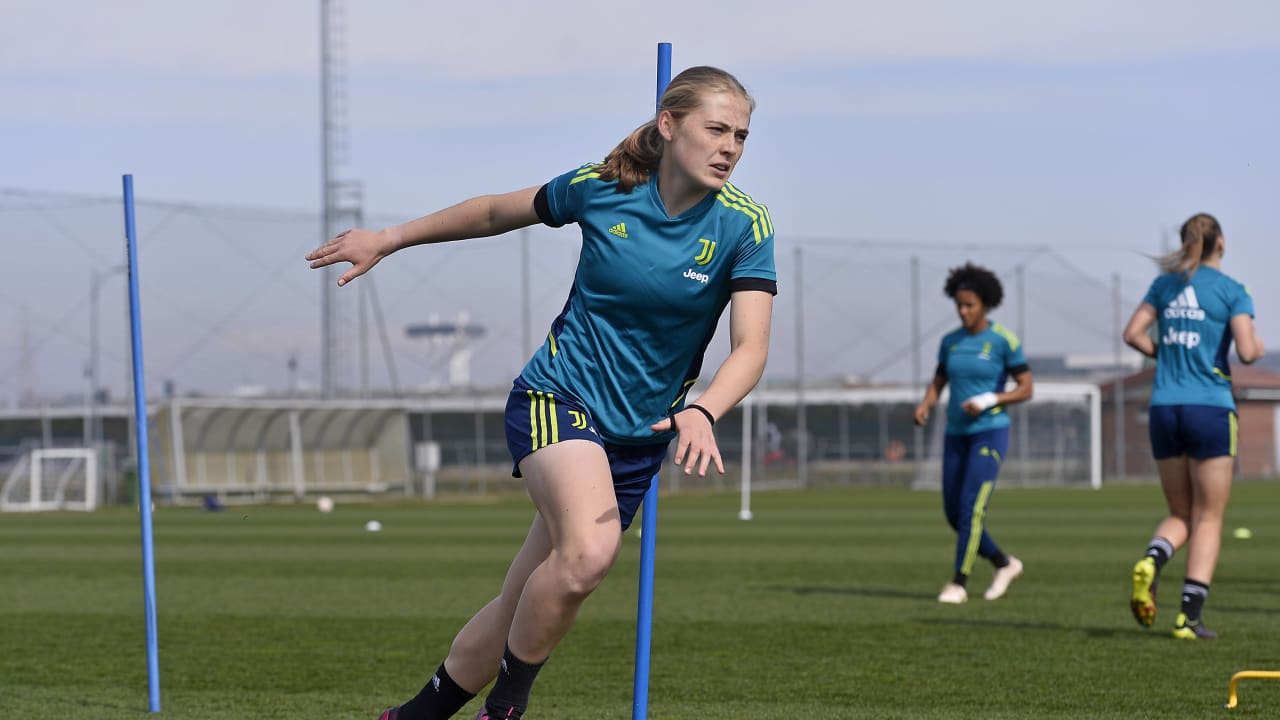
[1158,213,1221,278]
[597,121,664,193]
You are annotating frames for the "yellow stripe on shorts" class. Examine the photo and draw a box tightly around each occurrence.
[547,395,559,445]
[527,390,539,449]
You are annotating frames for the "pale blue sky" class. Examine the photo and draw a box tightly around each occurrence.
[3,1,1278,401]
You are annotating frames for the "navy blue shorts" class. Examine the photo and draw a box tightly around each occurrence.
[504,377,666,530]
[1148,404,1238,460]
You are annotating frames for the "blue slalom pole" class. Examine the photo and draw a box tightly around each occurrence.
[124,174,162,712]
[632,41,671,720]
[632,478,658,720]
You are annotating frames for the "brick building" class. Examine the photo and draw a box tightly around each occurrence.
[1101,365,1280,480]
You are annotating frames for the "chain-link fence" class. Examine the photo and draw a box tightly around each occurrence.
[4,189,1186,500]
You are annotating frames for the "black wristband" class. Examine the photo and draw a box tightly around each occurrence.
[686,403,716,427]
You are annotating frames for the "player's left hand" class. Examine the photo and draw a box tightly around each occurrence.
[962,392,999,416]
[651,408,724,477]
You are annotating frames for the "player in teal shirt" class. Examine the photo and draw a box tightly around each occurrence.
[522,154,776,446]
[307,66,775,720]
[936,322,1026,437]
[1123,213,1263,640]
[915,263,1033,604]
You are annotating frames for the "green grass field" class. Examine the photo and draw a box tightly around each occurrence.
[2,482,1278,719]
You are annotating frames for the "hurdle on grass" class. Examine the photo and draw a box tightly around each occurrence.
[632,41,670,720]
[125,174,162,713]
[1226,670,1280,709]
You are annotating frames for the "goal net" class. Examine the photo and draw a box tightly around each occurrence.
[0,448,100,512]
[718,381,1101,496]
[914,382,1102,489]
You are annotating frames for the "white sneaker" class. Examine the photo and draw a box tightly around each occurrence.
[937,582,968,604]
[983,556,1024,600]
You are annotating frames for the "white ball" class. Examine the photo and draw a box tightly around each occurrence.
[316,496,334,513]
[365,520,383,533]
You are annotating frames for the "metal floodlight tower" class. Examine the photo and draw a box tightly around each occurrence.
[320,0,363,397]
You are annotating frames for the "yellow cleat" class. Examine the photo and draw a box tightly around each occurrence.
[1172,612,1218,640]
[1130,557,1157,627]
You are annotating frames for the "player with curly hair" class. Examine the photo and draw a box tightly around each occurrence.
[914,262,1034,604]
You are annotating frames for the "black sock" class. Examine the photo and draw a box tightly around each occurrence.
[1180,579,1210,623]
[952,572,968,588]
[483,646,546,719]
[1145,537,1174,574]
[990,551,1010,569]
[397,663,476,720]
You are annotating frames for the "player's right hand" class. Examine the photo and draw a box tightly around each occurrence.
[912,403,930,426]
[306,227,398,286]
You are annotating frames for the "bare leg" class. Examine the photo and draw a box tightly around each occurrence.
[1152,457,1192,549]
[1132,456,1196,627]
[507,439,621,662]
[1185,456,1234,584]
[442,514,553,692]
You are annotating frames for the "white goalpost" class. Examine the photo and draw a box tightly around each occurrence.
[0,448,100,512]
[735,381,1103,518]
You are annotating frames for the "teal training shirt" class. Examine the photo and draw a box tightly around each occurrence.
[937,323,1028,436]
[522,164,778,445]
[1143,266,1254,409]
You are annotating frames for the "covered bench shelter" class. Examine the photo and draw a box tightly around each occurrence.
[149,398,412,503]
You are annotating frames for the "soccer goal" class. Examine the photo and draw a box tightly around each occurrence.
[729,380,1102,503]
[0,448,100,512]
[914,381,1103,490]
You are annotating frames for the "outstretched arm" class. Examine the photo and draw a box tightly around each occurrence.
[306,185,541,286]
[650,289,773,476]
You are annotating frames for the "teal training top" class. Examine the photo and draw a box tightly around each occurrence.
[521,164,778,445]
[936,322,1028,436]
[1143,266,1254,409]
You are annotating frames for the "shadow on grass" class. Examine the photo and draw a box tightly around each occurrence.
[1215,605,1280,615]
[757,584,936,601]
[1220,577,1280,590]
[917,616,1162,640]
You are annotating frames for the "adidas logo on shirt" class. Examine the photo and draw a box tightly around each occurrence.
[608,222,628,239]
[1164,287,1205,321]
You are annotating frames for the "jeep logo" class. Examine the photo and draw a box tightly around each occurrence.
[683,268,709,284]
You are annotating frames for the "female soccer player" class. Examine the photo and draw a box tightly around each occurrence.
[1123,213,1262,639]
[307,66,775,719]
[913,263,1033,604]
